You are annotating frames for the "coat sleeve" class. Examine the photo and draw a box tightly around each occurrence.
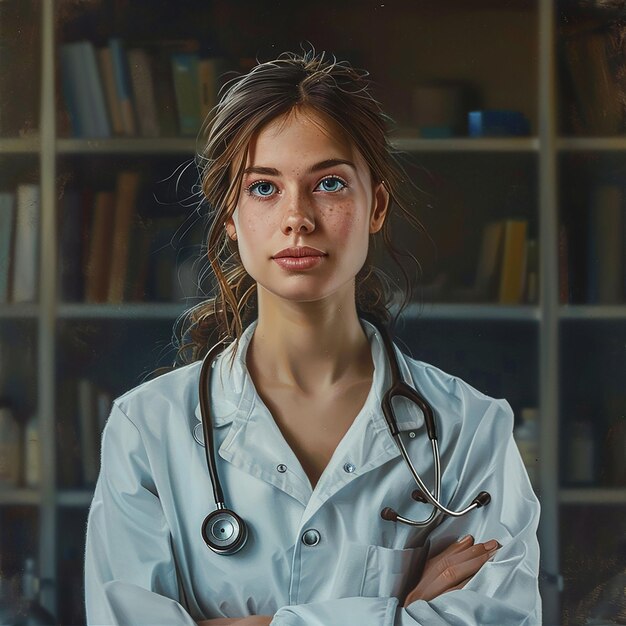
[84,401,198,626]
[270,398,542,626]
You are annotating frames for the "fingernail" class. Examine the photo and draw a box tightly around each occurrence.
[456,534,472,543]
[484,539,498,551]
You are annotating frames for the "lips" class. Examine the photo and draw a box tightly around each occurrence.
[272,246,327,259]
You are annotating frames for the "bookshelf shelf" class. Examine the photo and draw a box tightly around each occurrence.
[57,137,197,155]
[557,136,626,151]
[0,304,39,319]
[55,136,542,155]
[388,136,540,153]
[400,302,541,321]
[0,488,41,506]
[559,488,626,504]
[560,305,626,320]
[0,136,40,154]
[57,489,93,508]
[57,302,190,319]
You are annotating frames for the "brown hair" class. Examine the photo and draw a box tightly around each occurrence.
[154,46,428,378]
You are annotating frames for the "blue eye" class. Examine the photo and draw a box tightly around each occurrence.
[247,181,276,197]
[317,177,346,192]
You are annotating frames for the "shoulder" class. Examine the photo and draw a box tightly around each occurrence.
[400,351,514,438]
[111,361,203,435]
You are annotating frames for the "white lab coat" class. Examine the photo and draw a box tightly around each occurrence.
[84,317,542,625]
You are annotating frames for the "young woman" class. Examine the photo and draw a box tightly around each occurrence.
[84,48,541,625]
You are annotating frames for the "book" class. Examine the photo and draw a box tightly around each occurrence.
[498,219,528,304]
[85,191,115,303]
[57,188,86,302]
[107,172,141,303]
[561,25,623,135]
[198,56,225,129]
[474,220,505,300]
[59,41,111,138]
[127,48,160,137]
[11,184,40,303]
[524,238,539,304]
[171,52,202,136]
[0,192,16,304]
[109,38,137,136]
[79,40,111,138]
[587,182,622,303]
[97,46,124,136]
[149,43,183,136]
[59,43,91,137]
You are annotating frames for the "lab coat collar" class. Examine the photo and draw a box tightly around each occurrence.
[193,317,425,433]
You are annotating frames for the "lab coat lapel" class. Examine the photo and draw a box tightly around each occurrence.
[192,317,427,512]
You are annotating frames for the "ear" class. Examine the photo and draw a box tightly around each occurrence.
[369,180,390,234]
[224,214,238,241]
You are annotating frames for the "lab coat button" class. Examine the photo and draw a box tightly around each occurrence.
[343,462,356,473]
[302,529,320,546]
[277,464,287,473]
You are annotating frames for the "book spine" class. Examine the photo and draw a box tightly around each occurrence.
[12,184,40,303]
[80,41,111,138]
[57,189,84,302]
[498,219,528,304]
[127,48,160,137]
[109,38,137,136]
[587,183,622,303]
[97,47,124,136]
[59,44,83,137]
[171,52,201,136]
[0,192,16,304]
[86,191,115,303]
[198,57,220,126]
[107,172,140,303]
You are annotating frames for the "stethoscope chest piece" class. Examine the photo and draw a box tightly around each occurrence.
[201,508,248,555]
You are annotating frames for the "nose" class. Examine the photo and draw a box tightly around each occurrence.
[280,189,315,235]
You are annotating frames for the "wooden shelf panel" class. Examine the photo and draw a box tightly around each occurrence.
[0,304,39,318]
[560,488,626,505]
[560,305,626,320]
[0,136,40,153]
[0,488,41,505]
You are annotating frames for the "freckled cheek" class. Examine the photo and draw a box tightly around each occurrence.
[322,202,364,242]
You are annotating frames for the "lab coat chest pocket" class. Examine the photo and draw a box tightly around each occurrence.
[361,544,426,601]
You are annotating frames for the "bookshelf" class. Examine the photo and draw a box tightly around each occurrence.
[1,0,625,624]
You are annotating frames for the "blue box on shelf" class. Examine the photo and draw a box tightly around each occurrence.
[468,110,530,137]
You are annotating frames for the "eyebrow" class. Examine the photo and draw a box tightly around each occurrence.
[242,158,356,177]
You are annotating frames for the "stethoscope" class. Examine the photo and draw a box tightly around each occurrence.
[197,314,491,555]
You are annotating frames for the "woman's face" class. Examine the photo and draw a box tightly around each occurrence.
[225,107,389,305]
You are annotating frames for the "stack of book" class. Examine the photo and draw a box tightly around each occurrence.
[57,170,192,303]
[59,38,228,138]
[473,218,535,304]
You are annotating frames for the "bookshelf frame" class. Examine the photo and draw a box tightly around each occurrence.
[2,0,626,623]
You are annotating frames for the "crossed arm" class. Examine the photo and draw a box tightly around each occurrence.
[197,534,501,626]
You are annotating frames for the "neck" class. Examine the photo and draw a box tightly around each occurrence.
[246,287,373,396]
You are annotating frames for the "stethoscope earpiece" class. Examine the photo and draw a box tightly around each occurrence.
[201,508,248,555]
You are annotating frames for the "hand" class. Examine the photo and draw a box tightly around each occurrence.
[403,535,500,606]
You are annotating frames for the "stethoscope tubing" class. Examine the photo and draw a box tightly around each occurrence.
[197,315,491,552]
